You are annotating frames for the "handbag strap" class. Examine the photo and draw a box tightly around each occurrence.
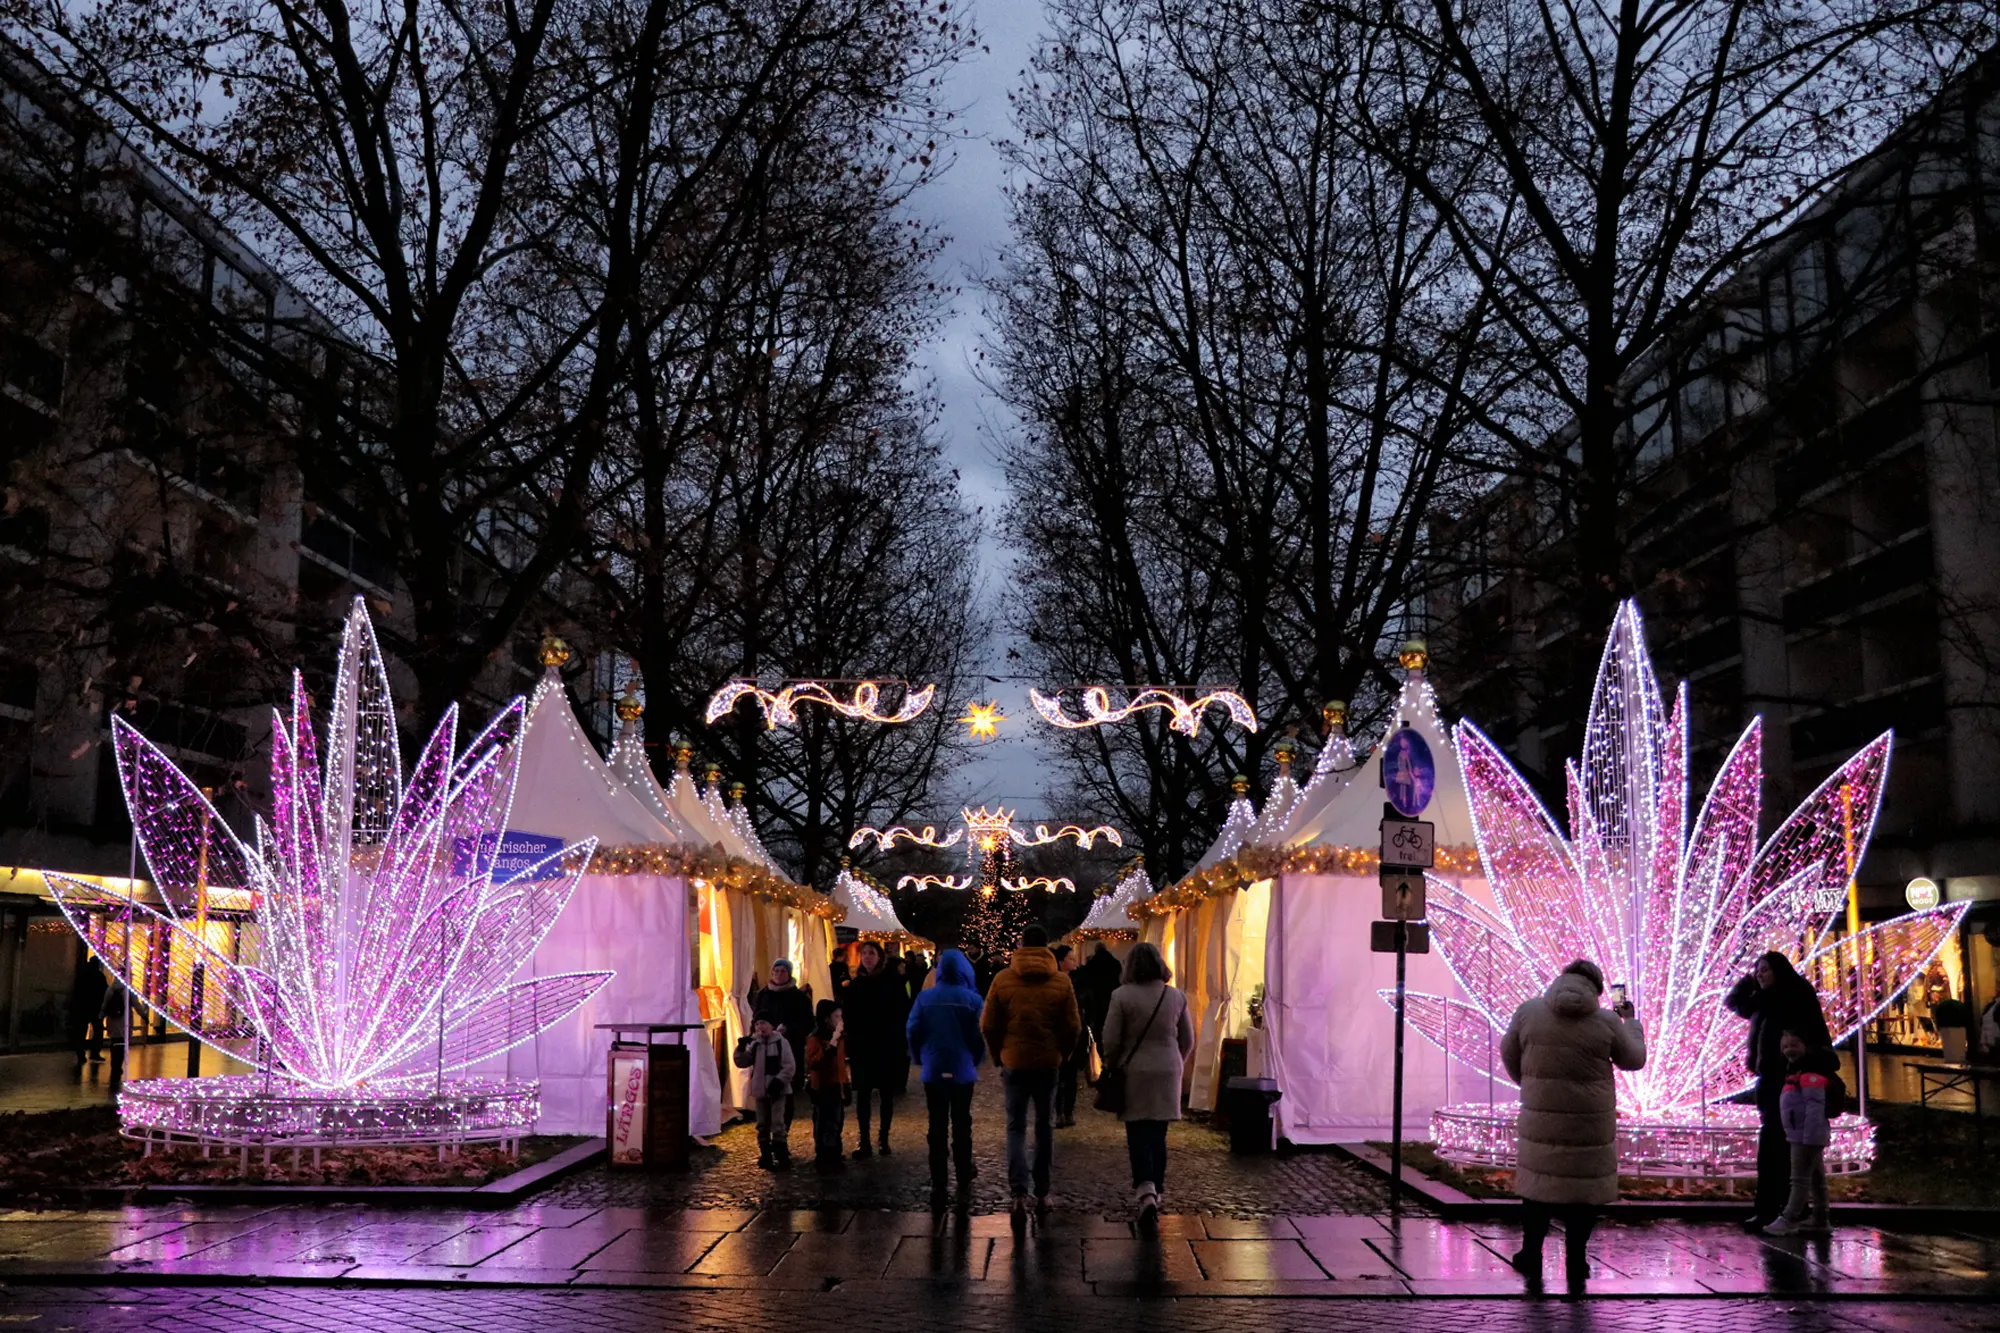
[1111,986,1170,1073]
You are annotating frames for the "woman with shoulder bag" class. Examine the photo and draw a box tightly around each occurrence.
[1098,942,1194,1222]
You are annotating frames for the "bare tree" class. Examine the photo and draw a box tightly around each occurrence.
[1,0,976,726]
[1326,0,1995,632]
[989,0,1511,875]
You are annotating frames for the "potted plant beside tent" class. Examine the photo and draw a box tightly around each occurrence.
[1932,997,1973,1064]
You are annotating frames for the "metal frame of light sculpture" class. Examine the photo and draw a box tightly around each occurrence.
[1431,1101,1876,1180]
[44,598,612,1149]
[1029,686,1259,735]
[1392,602,1967,1173]
[705,679,936,728]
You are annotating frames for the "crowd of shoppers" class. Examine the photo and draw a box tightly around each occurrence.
[734,928,1187,1223]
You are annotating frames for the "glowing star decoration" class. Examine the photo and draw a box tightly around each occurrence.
[44,597,613,1097]
[1392,601,1970,1119]
[1029,686,1259,736]
[705,680,935,729]
[958,700,1005,741]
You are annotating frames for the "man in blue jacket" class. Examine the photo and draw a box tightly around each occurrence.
[906,948,985,1196]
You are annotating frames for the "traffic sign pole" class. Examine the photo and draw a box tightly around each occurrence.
[1392,919,1406,1211]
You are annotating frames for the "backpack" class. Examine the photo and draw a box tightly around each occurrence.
[1823,1068,1849,1119]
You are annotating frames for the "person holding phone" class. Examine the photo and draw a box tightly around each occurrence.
[1500,958,1646,1294]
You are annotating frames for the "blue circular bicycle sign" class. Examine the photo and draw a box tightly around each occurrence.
[1382,726,1435,818]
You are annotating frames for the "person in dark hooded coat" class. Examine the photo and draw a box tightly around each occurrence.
[980,924,1080,1218]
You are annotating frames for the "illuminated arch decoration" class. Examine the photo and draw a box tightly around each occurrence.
[1029,685,1258,736]
[898,873,976,892]
[705,680,935,729]
[44,598,611,1148]
[848,825,964,853]
[1405,602,1966,1174]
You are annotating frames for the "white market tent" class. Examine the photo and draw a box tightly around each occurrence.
[489,668,720,1137]
[608,727,837,1117]
[1261,660,1504,1143]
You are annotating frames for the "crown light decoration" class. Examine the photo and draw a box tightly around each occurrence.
[1408,604,1967,1173]
[1029,685,1258,735]
[48,599,611,1148]
[705,679,935,728]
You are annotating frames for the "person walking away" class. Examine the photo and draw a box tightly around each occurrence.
[843,941,911,1156]
[806,999,851,1173]
[1765,1028,1838,1234]
[907,948,985,1196]
[1725,951,1831,1231]
[69,951,109,1070]
[981,923,1081,1222]
[752,959,815,1088]
[1100,942,1194,1222]
[734,1018,797,1170]
[1500,959,1646,1294]
[1052,945,1088,1126]
[1979,994,1999,1060]
[903,951,931,997]
[1074,944,1120,1051]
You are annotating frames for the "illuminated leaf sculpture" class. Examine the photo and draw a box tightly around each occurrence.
[1396,602,1968,1113]
[47,598,611,1090]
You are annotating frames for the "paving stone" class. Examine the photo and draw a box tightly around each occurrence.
[882,1233,993,1279]
[687,1230,799,1276]
[1080,1236,1203,1283]
[1190,1238,1330,1280]
[476,1224,628,1269]
[1297,1235,1407,1279]
[580,1229,725,1273]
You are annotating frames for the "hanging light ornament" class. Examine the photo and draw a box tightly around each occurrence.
[1029,685,1258,736]
[704,679,935,729]
[1407,602,1966,1170]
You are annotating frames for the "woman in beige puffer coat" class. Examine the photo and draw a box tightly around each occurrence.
[1499,958,1645,1291]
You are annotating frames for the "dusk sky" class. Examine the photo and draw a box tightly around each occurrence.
[906,0,1062,818]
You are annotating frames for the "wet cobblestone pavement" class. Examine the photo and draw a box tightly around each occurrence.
[541,1077,1391,1216]
[5,1286,2000,1332]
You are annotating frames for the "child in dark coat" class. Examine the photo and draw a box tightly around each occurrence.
[805,999,851,1172]
[1764,1028,1838,1235]
[734,1018,796,1170]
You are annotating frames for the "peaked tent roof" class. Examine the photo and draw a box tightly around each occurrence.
[1080,863,1153,930]
[1281,665,1477,855]
[831,868,923,940]
[510,672,684,848]
[605,723,704,848]
[1192,788,1257,872]
[1269,727,1361,844]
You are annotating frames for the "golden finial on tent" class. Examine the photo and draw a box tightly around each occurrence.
[539,634,572,668]
[1399,639,1429,672]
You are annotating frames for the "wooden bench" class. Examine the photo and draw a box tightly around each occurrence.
[1912,1061,2000,1143]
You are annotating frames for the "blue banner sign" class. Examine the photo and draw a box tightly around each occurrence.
[453,831,567,880]
[1381,727,1436,818]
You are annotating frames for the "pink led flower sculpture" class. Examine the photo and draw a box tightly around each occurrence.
[1404,602,1968,1114]
[47,598,611,1091]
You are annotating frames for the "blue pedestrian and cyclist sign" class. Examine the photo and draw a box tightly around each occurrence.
[1380,725,1435,818]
